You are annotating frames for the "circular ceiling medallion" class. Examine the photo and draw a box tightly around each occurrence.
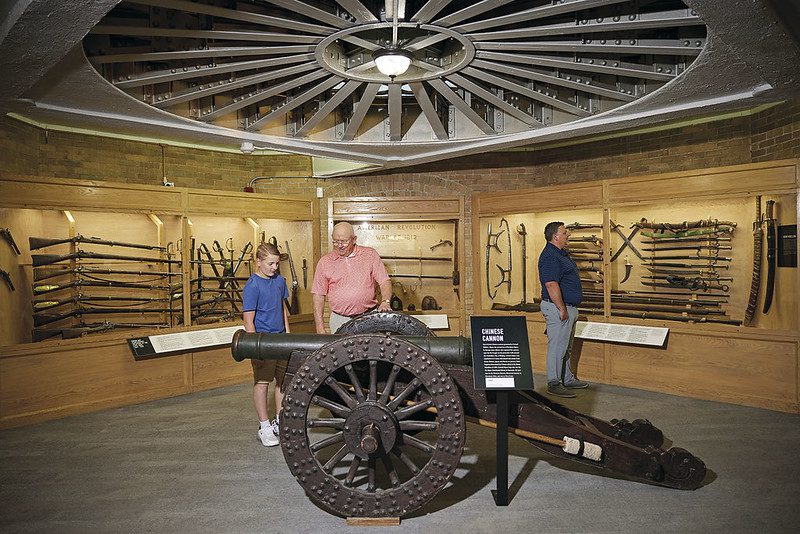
[84,0,708,144]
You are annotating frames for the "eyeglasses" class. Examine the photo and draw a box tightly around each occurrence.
[332,239,352,246]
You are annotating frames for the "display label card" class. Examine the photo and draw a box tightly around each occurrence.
[128,325,242,360]
[574,321,668,346]
[412,314,449,329]
[470,315,533,390]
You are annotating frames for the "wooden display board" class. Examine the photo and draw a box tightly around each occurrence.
[0,173,319,428]
[473,160,800,413]
[328,197,466,335]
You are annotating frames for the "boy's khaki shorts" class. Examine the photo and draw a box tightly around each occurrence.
[252,358,287,385]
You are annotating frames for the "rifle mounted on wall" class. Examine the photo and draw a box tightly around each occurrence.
[29,235,167,252]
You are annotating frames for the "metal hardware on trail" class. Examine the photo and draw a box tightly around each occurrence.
[231,311,707,519]
[762,199,777,314]
[744,196,763,326]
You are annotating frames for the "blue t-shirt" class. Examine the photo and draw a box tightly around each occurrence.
[538,242,582,306]
[242,273,289,333]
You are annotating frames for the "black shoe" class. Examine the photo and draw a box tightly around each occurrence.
[546,383,576,398]
[564,378,589,389]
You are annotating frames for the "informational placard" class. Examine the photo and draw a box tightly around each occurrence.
[574,321,668,346]
[128,325,242,360]
[412,314,449,329]
[470,315,533,390]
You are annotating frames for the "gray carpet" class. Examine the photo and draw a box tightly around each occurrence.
[1,377,798,533]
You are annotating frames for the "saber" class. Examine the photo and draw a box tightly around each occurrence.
[762,199,777,314]
[609,220,643,261]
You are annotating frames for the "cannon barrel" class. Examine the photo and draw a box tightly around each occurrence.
[231,329,473,366]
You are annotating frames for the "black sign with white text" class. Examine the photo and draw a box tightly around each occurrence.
[470,315,533,390]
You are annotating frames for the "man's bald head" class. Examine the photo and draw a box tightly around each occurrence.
[332,221,357,256]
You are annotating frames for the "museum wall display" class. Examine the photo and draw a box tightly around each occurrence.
[0,174,319,428]
[328,197,465,335]
[473,160,800,413]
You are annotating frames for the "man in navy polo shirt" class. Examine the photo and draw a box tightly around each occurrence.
[538,221,589,398]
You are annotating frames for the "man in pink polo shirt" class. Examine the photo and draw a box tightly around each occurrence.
[312,222,392,333]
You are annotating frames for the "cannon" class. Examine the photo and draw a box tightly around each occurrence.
[231,312,706,519]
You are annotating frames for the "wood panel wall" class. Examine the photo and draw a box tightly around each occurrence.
[477,161,800,413]
[0,174,319,428]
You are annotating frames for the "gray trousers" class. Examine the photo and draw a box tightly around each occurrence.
[540,300,578,385]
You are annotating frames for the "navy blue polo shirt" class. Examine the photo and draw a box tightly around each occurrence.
[538,242,582,306]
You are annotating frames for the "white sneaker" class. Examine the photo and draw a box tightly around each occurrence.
[271,417,280,437]
[258,427,279,447]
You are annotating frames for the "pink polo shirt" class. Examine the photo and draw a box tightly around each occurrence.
[311,245,390,316]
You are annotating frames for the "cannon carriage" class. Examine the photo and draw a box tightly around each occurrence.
[231,312,706,519]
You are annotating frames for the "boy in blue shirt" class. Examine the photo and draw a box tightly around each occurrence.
[242,242,290,447]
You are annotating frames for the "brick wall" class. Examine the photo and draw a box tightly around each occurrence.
[2,100,797,311]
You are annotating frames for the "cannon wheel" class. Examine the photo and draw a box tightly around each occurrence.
[335,311,435,337]
[280,333,465,518]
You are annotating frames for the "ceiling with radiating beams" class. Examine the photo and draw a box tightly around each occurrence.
[1,1,799,174]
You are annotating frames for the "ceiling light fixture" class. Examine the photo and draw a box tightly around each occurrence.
[372,48,413,78]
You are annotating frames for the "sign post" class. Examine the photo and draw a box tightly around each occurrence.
[470,315,533,506]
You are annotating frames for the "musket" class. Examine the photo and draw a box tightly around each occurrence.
[744,196,763,325]
[29,234,166,252]
[1,269,14,291]
[644,253,731,261]
[612,310,742,326]
[390,272,457,281]
[635,219,738,231]
[566,222,603,230]
[34,306,182,327]
[641,280,729,292]
[643,261,729,270]
[285,240,300,314]
[33,293,174,312]
[641,245,731,252]
[33,279,173,295]
[640,227,735,239]
[1,228,21,255]
[762,199,777,314]
[646,267,728,277]
[643,274,733,283]
[641,236,731,244]
[32,250,180,268]
[32,321,168,342]
[569,235,602,244]
[585,288,728,300]
[34,265,181,283]
[191,294,239,308]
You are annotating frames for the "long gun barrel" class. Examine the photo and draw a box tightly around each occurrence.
[34,307,181,327]
[32,250,181,268]
[29,235,167,251]
[231,330,473,366]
